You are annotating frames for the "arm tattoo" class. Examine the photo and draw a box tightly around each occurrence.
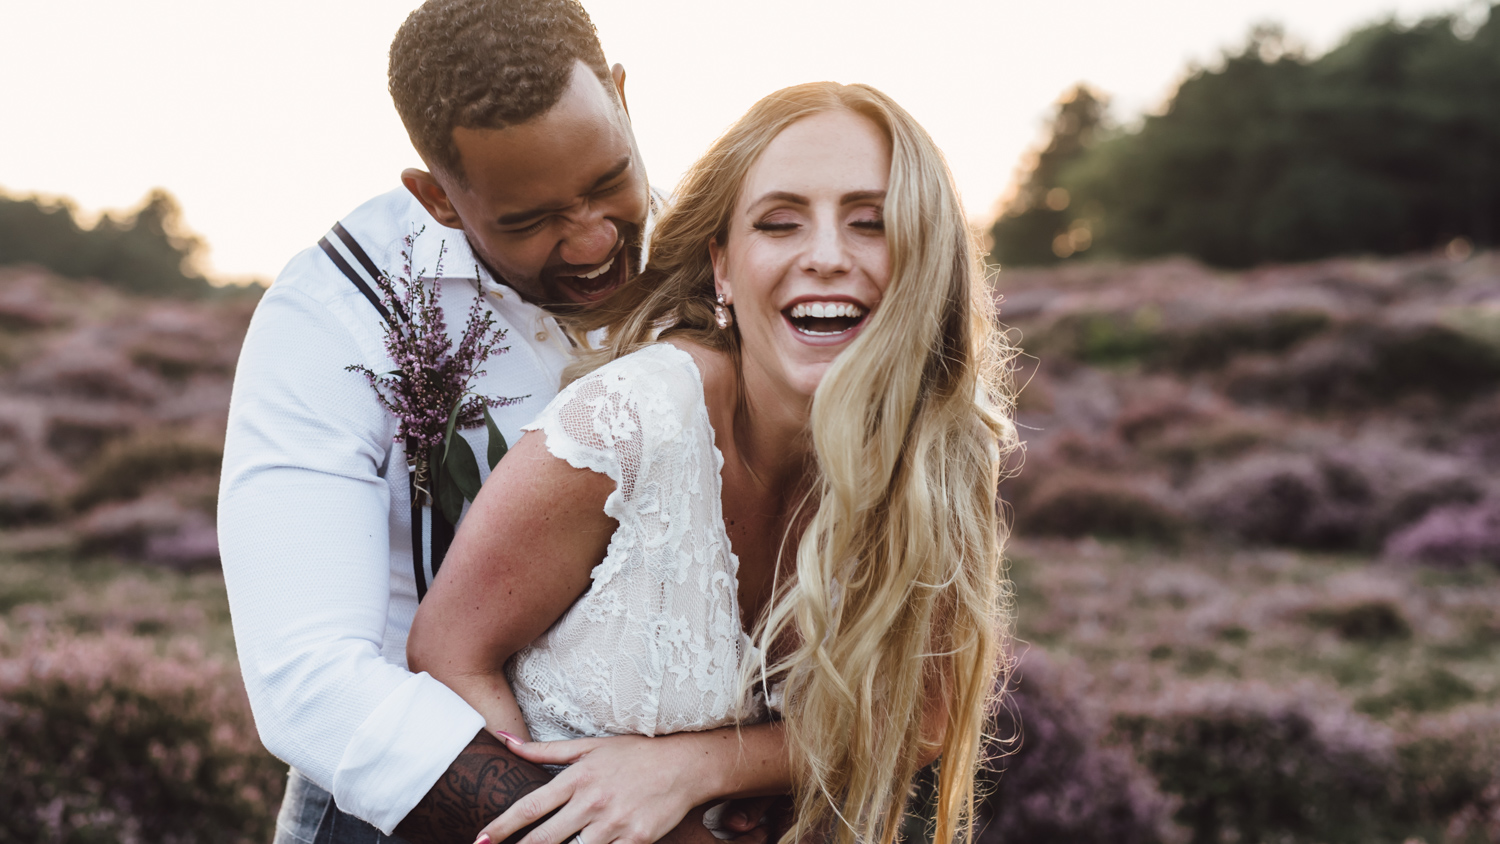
[395,730,552,844]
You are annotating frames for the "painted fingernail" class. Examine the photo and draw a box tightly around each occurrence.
[473,835,491,844]
[495,730,524,744]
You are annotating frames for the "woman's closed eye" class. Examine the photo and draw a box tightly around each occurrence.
[848,204,885,232]
[752,219,800,233]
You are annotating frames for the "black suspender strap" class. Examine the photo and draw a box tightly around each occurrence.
[318,223,452,601]
[317,236,394,326]
[332,223,383,287]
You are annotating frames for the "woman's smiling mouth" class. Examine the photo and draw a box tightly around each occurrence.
[783,299,870,338]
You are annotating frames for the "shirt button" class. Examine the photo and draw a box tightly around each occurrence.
[535,331,549,342]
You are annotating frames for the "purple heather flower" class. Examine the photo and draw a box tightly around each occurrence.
[347,229,525,500]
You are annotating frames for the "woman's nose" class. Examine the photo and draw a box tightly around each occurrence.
[803,222,854,277]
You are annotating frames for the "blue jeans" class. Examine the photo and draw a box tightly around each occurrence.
[274,768,407,844]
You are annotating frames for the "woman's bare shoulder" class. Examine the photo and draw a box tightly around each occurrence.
[661,338,736,412]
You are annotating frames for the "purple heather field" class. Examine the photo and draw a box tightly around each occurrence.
[2,253,1499,843]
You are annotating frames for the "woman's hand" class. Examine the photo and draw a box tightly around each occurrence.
[475,733,711,844]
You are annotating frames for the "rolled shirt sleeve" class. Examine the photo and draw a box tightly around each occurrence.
[219,261,485,833]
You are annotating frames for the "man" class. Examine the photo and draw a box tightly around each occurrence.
[220,2,738,841]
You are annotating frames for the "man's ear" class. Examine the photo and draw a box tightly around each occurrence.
[402,168,464,230]
[611,63,629,115]
[708,238,731,303]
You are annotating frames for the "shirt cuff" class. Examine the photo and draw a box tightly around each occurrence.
[331,671,488,834]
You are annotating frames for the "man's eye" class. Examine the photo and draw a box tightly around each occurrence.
[509,218,550,236]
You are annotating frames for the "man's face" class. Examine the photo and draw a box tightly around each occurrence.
[413,60,649,308]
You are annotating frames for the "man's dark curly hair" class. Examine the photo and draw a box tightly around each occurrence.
[389,0,613,185]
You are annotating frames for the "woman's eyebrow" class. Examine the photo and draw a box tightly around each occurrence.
[748,190,810,208]
[840,190,885,204]
[747,188,886,210]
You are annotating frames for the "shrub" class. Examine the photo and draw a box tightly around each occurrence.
[72,434,223,510]
[1224,316,1500,410]
[1160,306,1333,372]
[43,409,137,467]
[1372,317,1500,402]
[1222,334,1378,410]
[1390,708,1500,843]
[1307,599,1412,642]
[1358,667,1479,717]
[1384,499,1500,568]
[0,632,285,843]
[1378,466,1487,540]
[76,496,220,570]
[1456,392,1500,463]
[1018,471,1184,543]
[1188,454,1368,549]
[974,650,1176,844]
[1143,421,1271,481]
[1112,683,1394,844]
[0,481,57,527]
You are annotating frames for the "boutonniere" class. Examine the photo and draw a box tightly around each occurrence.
[347,228,524,524]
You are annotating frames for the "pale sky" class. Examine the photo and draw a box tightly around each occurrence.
[2,0,1477,282]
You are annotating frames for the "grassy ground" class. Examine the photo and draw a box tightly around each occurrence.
[4,545,1498,843]
[0,553,237,658]
[1008,536,1500,719]
[998,537,1500,844]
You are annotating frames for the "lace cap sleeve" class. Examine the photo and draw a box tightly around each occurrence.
[521,344,703,520]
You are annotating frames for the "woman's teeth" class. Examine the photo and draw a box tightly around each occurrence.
[788,301,865,319]
[785,301,869,336]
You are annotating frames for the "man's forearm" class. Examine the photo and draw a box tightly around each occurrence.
[395,730,550,844]
[394,731,775,844]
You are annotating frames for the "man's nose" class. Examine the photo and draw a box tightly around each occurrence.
[559,208,619,267]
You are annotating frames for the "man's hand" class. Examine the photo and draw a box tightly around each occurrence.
[393,730,782,844]
[659,804,771,844]
[706,797,789,840]
[395,730,550,844]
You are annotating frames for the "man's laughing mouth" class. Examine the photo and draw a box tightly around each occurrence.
[551,246,632,305]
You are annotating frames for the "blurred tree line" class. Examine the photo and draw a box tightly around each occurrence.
[991,4,1500,267]
[0,189,235,297]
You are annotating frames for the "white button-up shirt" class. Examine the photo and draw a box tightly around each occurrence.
[219,187,580,833]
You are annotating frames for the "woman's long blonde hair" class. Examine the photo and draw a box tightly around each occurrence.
[563,82,1017,844]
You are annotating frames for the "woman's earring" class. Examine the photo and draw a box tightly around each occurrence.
[714,292,734,330]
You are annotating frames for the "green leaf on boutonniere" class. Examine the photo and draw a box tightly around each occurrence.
[446,432,482,503]
[433,444,466,525]
[483,404,508,471]
[442,394,464,464]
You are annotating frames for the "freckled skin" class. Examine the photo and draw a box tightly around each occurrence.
[709,109,892,404]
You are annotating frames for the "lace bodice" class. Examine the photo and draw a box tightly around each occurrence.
[511,344,764,741]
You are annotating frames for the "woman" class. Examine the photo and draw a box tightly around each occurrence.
[407,81,1017,844]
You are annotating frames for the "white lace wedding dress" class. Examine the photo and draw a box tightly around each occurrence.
[510,343,767,742]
